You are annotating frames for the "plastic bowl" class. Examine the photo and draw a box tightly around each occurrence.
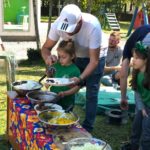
[66,137,112,150]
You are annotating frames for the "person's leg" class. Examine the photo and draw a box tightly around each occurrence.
[82,74,101,131]
[101,75,113,86]
[140,107,150,150]
[82,57,105,132]
[112,71,120,85]
[130,92,143,150]
[130,110,142,150]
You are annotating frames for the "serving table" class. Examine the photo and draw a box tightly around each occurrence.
[7,91,91,150]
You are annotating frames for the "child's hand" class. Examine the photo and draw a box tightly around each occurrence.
[58,92,66,98]
[142,109,148,117]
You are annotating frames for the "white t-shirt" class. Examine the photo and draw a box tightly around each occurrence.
[100,32,109,58]
[48,13,102,58]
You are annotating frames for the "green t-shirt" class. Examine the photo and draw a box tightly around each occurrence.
[137,72,150,107]
[50,62,80,109]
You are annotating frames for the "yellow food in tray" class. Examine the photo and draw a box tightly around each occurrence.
[48,117,74,125]
[38,110,79,126]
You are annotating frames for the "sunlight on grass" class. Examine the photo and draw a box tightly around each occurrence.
[0,73,7,148]
[0,111,6,135]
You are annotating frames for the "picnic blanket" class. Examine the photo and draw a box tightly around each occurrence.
[75,86,135,114]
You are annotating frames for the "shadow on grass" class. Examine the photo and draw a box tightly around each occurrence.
[18,58,45,67]
[0,135,12,150]
[16,58,46,77]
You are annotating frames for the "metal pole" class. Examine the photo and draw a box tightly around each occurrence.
[126,7,138,37]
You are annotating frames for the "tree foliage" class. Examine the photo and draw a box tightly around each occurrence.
[41,0,149,16]
[79,0,149,15]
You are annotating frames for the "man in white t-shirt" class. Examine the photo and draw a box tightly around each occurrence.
[41,4,105,132]
[0,37,5,51]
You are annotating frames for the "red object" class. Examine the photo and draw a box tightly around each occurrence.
[134,10,144,29]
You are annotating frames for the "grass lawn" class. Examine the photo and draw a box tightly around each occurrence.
[0,59,133,150]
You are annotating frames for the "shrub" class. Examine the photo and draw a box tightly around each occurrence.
[27,48,42,62]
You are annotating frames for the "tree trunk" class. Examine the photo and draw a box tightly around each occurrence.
[87,0,92,13]
[33,0,41,50]
[47,0,53,37]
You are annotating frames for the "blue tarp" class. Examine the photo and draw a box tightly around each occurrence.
[75,86,135,114]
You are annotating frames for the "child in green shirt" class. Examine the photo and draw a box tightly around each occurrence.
[46,40,81,110]
[129,41,150,150]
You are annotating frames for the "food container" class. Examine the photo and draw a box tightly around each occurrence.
[65,137,112,150]
[38,109,79,127]
[34,103,63,114]
[26,90,58,105]
[12,80,43,97]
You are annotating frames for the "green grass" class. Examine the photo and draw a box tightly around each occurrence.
[0,59,133,150]
[41,16,57,23]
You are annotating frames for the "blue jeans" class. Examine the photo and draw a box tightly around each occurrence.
[131,92,150,150]
[101,74,113,86]
[130,110,142,150]
[141,107,150,150]
[101,71,120,86]
[75,57,105,131]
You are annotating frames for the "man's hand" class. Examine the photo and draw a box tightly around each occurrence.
[120,99,128,110]
[45,55,57,66]
[70,77,81,85]
[46,66,56,77]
